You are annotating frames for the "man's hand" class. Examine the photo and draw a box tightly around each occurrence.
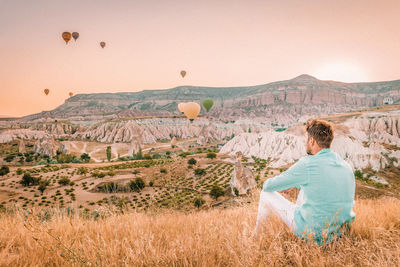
[280,188,294,195]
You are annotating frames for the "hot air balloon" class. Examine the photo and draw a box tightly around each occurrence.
[183,102,201,122]
[44,88,50,96]
[72,32,79,41]
[178,103,186,113]
[100,42,106,48]
[202,98,214,112]
[180,70,186,78]
[62,32,72,44]
[69,92,73,97]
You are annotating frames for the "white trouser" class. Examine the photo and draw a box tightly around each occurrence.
[255,189,305,232]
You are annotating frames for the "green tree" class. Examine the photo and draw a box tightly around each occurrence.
[80,153,91,163]
[206,152,217,159]
[20,173,40,186]
[0,166,10,176]
[194,197,206,208]
[210,184,224,200]
[38,179,50,194]
[106,146,112,162]
[188,158,197,165]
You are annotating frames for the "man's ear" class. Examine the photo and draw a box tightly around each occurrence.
[310,136,315,145]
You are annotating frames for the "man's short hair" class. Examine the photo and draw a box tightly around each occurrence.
[305,119,334,148]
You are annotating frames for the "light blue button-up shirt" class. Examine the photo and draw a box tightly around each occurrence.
[263,148,356,244]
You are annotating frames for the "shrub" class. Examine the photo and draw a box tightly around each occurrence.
[160,168,167,174]
[0,166,10,176]
[77,167,89,175]
[179,152,191,158]
[233,187,239,196]
[16,168,23,175]
[132,148,143,160]
[210,184,224,200]
[194,197,206,208]
[72,158,82,163]
[58,176,71,186]
[151,153,161,159]
[92,171,106,178]
[143,154,152,160]
[188,158,197,165]
[98,182,120,193]
[206,152,217,159]
[4,154,16,162]
[194,168,206,176]
[354,170,363,180]
[56,153,77,163]
[129,178,146,192]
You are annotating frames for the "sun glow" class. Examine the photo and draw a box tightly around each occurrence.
[313,62,368,83]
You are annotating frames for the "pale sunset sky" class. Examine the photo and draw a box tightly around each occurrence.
[0,0,399,117]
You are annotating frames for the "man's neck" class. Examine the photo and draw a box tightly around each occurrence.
[312,147,323,155]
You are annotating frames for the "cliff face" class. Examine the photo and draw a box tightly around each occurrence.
[220,110,400,171]
[21,75,400,121]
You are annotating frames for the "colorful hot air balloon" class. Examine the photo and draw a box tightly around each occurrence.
[62,32,72,44]
[44,88,50,96]
[180,70,186,78]
[100,42,106,48]
[72,32,79,41]
[202,98,214,112]
[178,103,186,113]
[69,92,73,97]
[183,102,201,122]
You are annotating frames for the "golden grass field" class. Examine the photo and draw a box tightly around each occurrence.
[0,194,399,266]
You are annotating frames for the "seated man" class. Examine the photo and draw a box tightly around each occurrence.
[255,119,356,244]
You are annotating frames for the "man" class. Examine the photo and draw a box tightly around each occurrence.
[255,119,356,244]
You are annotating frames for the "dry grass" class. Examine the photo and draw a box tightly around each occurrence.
[0,195,399,266]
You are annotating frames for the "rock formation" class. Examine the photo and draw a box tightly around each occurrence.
[0,129,48,143]
[127,123,144,156]
[18,138,26,153]
[170,137,177,146]
[230,152,256,195]
[221,110,400,171]
[33,136,58,157]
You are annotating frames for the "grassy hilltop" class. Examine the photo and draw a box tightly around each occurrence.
[0,195,399,266]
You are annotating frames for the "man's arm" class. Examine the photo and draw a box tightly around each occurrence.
[263,157,309,192]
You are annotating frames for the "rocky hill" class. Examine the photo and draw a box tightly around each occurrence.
[220,107,400,172]
[22,74,400,125]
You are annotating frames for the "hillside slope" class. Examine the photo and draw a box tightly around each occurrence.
[22,74,400,121]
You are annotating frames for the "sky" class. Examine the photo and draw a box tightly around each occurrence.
[0,0,399,117]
